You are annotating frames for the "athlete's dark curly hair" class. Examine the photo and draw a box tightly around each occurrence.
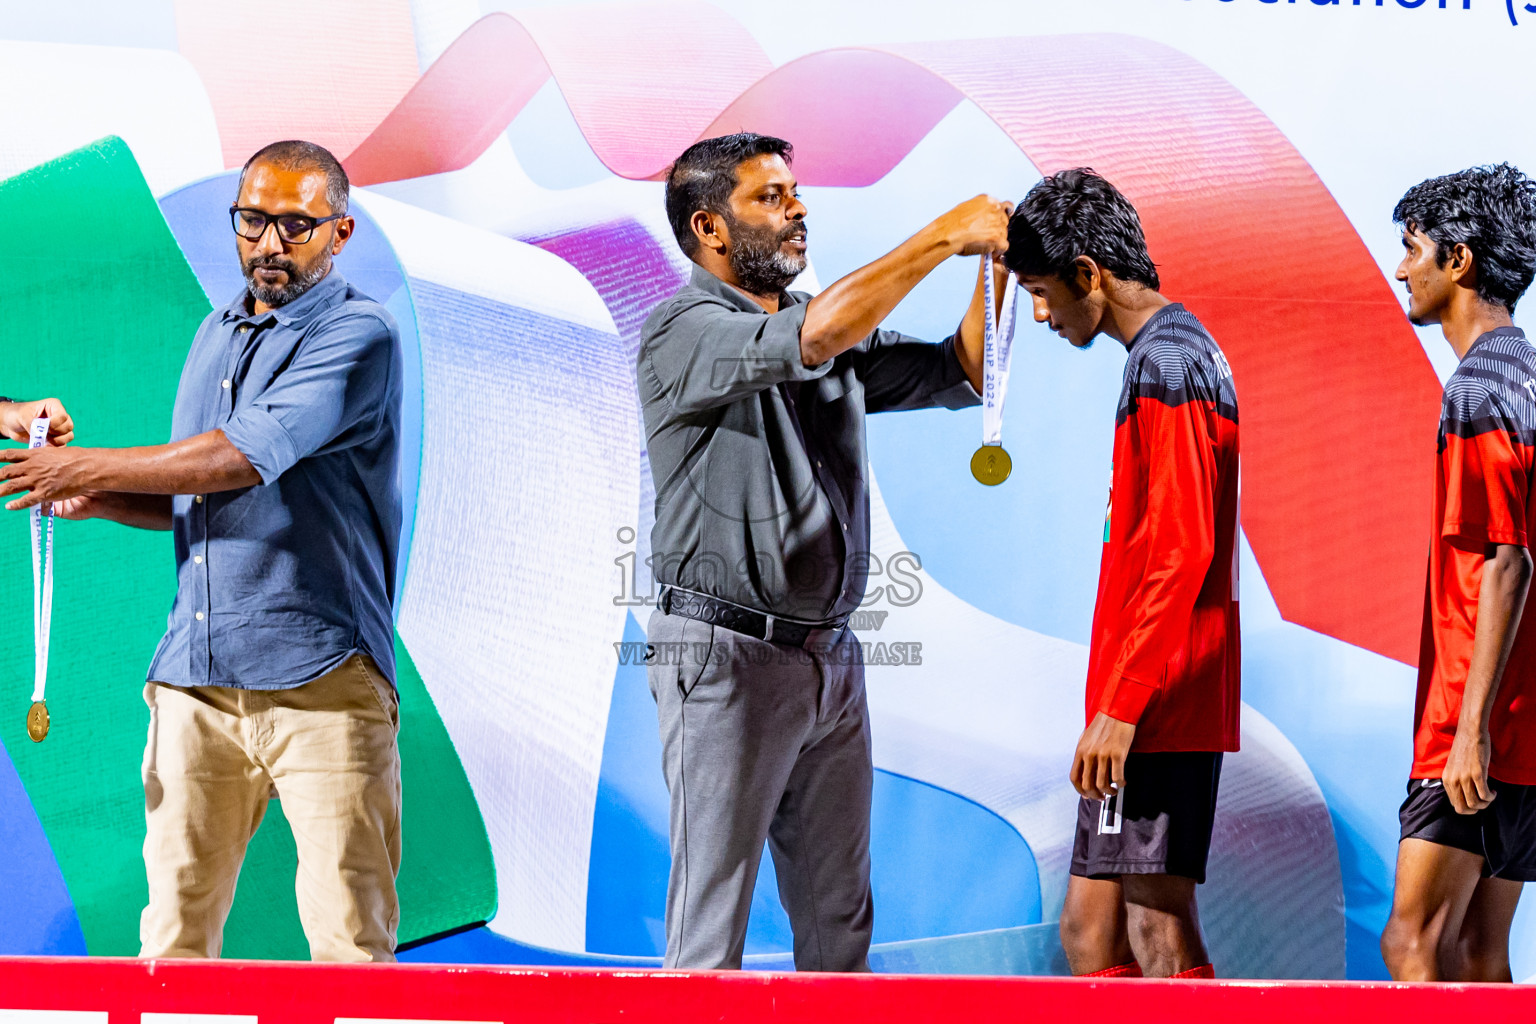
[1393,163,1536,313]
[665,132,794,258]
[1004,168,1159,290]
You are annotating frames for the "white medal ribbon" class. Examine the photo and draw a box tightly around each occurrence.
[981,254,1019,447]
[29,417,53,705]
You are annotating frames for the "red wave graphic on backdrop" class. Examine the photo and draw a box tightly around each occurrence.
[181,1,1444,665]
[174,0,422,169]
[345,2,774,184]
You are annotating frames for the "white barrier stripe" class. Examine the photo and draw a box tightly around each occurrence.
[141,1015,258,1023]
[0,1012,108,1023]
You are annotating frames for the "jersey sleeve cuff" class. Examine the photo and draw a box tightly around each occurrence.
[1443,520,1529,548]
[1099,674,1158,724]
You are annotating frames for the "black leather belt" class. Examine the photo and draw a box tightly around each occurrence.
[658,586,847,649]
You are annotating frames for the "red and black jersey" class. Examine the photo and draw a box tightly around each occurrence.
[1086,304,1241,753]
[1415,326,1536,785]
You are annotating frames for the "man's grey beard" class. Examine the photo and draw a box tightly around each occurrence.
[243,255,330,308]
[726,216,808,296]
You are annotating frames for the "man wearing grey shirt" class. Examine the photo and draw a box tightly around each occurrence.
[639,132,1011,970]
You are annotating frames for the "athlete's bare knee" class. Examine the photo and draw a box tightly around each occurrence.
[1060,875,1136,975]
[1126,902,1193,955]
[1122,876,1205,976]
[1381,915,1442,981]
[1059,902,1114,960]
[1455,929,1512,983]
[1456,947,1512,983]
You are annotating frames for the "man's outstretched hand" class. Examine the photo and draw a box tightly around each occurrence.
[0,398,74,446]
[0,445,95,510]
[1071,712,1136,801]
[933,195,1014,257]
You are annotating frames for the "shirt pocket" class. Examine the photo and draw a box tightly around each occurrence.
[818,373,850,403]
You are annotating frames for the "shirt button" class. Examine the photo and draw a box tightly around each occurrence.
[195,495,204,504]
[842,522,849,531]
[195,612,205,621]
[221,379,231,389]
[193,555,203,565]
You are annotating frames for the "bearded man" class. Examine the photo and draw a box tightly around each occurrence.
[638,132,1011,970]
[0,140,405,962]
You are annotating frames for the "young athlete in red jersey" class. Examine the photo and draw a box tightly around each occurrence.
[1005,169,1240,979]
[1381,164,1536,983]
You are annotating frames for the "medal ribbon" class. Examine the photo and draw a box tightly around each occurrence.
[29,417,53,705]
[981,254,1019,447]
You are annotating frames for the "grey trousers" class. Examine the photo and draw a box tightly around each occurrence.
[647,609,874,971]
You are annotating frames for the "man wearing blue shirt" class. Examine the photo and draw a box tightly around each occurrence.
[0,140,404,962]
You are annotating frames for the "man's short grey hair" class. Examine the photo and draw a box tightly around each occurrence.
[236,140,350,216]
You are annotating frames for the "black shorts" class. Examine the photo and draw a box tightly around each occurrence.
[1071,751,1223,884]
[1398,777,1536,882]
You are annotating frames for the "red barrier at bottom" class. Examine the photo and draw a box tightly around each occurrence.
[0,956,1531,1024]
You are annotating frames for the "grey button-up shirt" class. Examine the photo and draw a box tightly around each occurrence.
[639,264,980,623]
[146,271,403,690]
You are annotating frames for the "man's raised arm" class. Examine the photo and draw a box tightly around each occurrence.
[799,195,1012,366]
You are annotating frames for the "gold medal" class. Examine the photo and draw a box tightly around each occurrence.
[971,444,1012,486]
[26,700,49,743]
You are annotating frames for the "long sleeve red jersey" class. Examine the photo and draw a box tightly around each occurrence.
[1085,304,1242,753]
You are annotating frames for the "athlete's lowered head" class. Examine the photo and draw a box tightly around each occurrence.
[665,132,808,306]
[1003,169,1165,351]
[1393,163,1536,353]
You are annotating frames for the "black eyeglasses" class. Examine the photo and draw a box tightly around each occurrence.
[230,205,343,244]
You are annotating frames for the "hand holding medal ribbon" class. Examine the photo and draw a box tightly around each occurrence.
[27,416,53,742]
[970,254,1019,486]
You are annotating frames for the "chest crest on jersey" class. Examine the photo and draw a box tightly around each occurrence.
[1103,473,1113,543]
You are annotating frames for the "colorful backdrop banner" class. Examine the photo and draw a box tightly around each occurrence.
[0,0,1532,983]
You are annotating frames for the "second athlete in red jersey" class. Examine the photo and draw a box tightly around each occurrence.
[1414,325,1536,784]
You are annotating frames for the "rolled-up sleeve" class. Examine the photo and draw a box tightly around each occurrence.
[857,329,982,413]
[221,312,397,484]
[642,299,832,414]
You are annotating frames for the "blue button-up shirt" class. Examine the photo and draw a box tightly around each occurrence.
[147,271,403,690]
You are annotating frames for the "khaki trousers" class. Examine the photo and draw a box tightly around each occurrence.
[139,654,402,962]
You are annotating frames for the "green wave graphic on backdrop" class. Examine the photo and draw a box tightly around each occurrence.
[0,137,495,957]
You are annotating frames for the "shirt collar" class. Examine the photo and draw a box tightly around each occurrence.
[1465,325,1528,357]
[1126,302,1185,351]
[219,269,350,330]
[688,263,804,313]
